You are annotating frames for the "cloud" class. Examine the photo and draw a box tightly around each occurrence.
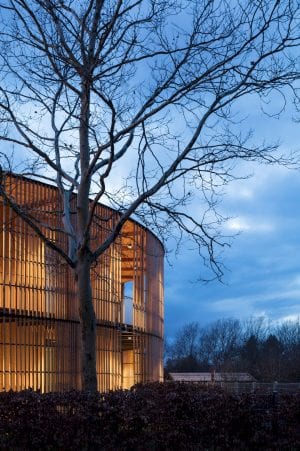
[237,188,254,199]
[277,314,300,323]
[224,161,297,204]
[211,289,300,310]
[226,216,275,233]
[206,287,300,323]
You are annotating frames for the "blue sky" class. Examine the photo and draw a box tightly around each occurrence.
[1,0,299,344]
[164,100,300,340]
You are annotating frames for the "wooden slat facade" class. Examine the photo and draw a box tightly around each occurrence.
[0,174,164,391]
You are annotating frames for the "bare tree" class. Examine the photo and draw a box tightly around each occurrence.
[242,316,270,342]
[198,318,242,369]
[275,319,300,379]
[165,322,201,371]
[0,0,299,391]
[176,322,200,359]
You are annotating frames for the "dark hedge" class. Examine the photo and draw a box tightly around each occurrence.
[0,382,299,450]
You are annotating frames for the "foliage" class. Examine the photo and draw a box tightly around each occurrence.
[0,382,299,450]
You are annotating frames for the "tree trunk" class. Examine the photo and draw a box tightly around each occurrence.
[76,253,98,392]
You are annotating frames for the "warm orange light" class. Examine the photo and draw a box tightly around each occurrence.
[0,174,164,392]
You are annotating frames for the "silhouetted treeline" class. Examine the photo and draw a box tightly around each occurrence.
[165,318,300,381]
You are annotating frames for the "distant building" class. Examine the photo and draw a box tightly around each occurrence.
[169,372,256,383]
[0,174,164,392]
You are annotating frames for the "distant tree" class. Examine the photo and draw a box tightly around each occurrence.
[259,334,284,381]
[242,317,270,342]
[276,320,300,352]
[165,322,201,371]
[239,334,261,379]
[166,318,300,381]
[198,318,242,370]
[275,320,300,380]
[0,0,299,391]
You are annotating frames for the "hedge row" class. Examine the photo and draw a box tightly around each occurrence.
[0,382,299,450]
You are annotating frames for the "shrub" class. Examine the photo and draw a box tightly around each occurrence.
[0,382,299,449]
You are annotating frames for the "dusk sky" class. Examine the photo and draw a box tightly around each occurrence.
[164,96,300,340]
[1,0,299,344]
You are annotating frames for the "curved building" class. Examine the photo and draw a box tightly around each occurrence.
[0,174,164,392]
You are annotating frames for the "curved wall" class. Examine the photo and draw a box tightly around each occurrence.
[0,174,164,391]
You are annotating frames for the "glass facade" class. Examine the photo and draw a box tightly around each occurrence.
[0,174,164,391]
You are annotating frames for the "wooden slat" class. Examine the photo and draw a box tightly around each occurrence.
[0,174,164,391]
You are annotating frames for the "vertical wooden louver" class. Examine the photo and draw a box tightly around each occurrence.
[0,174,164,392]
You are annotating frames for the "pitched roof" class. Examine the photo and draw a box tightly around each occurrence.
[169,372,256,382]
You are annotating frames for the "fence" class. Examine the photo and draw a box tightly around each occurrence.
[194,381,300,394]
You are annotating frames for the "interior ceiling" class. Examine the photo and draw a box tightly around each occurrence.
[121,221,135,282]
